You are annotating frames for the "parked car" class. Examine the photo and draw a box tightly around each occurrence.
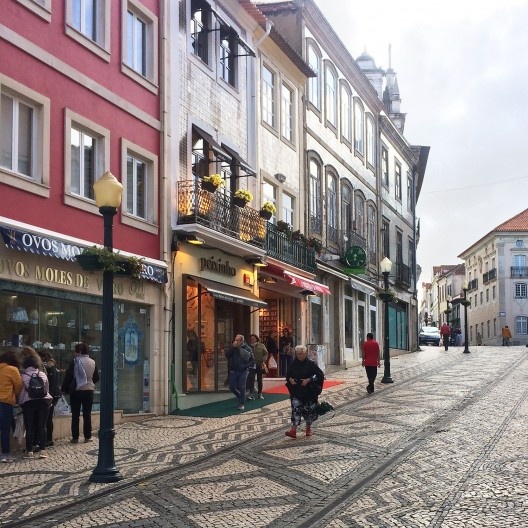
[419,326,441,346]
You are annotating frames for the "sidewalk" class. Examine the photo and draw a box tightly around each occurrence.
[1,345,526,527]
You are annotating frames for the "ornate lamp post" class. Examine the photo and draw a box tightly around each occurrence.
[461,281,471,354]
[444,296,452,326]
[89,171,123,483]
[379,257,394,384]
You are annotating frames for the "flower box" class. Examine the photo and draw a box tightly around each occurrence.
[259,209,272,220]
[201,180,219,193]
[232,196,247,208]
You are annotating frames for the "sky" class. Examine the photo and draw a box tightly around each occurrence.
[313,0,528,286]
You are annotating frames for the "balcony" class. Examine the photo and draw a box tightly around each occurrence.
[511,267,528,278]
[175,180,316,272]
[468,278,478,291]
[266,223,316,273]
[395,262,412,288]
[341,230,367,251]
[483,268,497,283]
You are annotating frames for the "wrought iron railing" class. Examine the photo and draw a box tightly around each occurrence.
[395,262,412,288]
[341,230,367,250]
[511,267,528,278]
[266,223,316,273]
[176,180,266,248]
[483,268,497,283]
[468,278,478,291]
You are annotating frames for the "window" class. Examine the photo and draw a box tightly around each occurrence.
[219,26,236,86]
[307,43,320,109]
[281,83,293,142]
[309,159,322,233]
[261,181,277,223]
[382,219,390,258]
[480,292,483,304]
[354,100,364,154]
[325,64,337,128]
[515,283,527,298]
[487,320,490,338]
[381,145,389,187]
[396,230,403,264]
[516,239,524,248]
[122,0,158,91]
[0,76,50,197]
[190,0,209,63]
[513,254,526,267]
[341,185,352,235]
[262,65,275,128]
[486,288,489,302]
[66,0,110,60]
[367,205,376,264]
[340,84,351,143]
[493,318,497,336]
[327,174,337,242]
[355,194,364,237]
[366,116,374,165]
[282,192,294,226]
[64,109,109,214]
[474,295,477,307]
[407,174,413,211]
[492,285,496,299]
[121,139,158,233]
[395,162,402,201]
[516,316,528,335]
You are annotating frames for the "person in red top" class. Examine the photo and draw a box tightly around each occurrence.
[362,333,381,394]
[440,322,451,351]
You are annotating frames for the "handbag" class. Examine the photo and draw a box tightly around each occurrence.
[268,355,277,370]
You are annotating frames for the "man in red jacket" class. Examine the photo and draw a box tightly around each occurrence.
[362,333,381,394]
[440,322,451,351]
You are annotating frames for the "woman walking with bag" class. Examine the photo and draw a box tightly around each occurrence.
[0,350,23,463]
[247,334,268,400]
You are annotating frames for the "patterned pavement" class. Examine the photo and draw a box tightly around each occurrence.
[1,346,527,527]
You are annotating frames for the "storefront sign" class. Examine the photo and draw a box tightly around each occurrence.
[343,246,366,275]
[0,225,167,283]
[199,257,236,277]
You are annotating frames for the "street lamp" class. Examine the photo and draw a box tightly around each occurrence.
[89,171,123,484]
[461,281,471,354]
[444,295,452,326]
[379,257,393,384]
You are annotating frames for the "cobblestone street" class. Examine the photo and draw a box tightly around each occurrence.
[1,346,526,527]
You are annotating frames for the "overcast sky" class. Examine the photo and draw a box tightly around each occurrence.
[313,0,528,288]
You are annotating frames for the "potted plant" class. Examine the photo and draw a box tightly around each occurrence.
[307,236,323,254]
[201,174,224,193]
[260,201,276,220]
[76,246,145,280]
[276,220,291,233]
[232,188,253,207]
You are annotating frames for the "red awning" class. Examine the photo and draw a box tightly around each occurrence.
[283,271,331,295]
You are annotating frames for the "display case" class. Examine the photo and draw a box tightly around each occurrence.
[259,299,278,340]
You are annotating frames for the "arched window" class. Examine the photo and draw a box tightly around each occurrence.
[367,204,376,264]
[366,115,374,165]
[354,100,364,154]
[355,193,365,237]
[341,184,352,236]
[307,43,321,109]
[340,83,351,143]
[325,64,337,127]
[309,159,322,233]
[327,173,338,242]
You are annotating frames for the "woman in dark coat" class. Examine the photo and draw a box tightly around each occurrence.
[284,345,324,439]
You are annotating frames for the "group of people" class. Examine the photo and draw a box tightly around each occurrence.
[0,342,98,462]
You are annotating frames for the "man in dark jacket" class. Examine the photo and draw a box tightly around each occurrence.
[225,334,253,411]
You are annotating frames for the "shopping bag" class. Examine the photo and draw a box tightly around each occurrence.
[268,355,277,369]
[54,395,71,416]
[13,413,25,445]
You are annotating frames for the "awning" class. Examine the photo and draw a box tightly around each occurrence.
[349,276,376,295]
[0,224,168,284]
[192,125,231,161]
[221,144,256,177]
[283,271,331,295]
[190,276,267,308]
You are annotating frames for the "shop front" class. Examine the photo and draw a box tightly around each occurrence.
[0,221,167,415]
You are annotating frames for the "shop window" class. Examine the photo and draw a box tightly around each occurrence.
[65,0,111,61]
[0,75,50,197]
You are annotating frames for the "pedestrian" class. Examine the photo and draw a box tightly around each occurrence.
[455,327,463,347]
[225,334,253,411]
[265,330,279,377]
[19,347,52,459]
[247,334,268,400]
[440,321,451,351]
[38,350,62,447]
[0,350,23,463]
[279,328,294,376]
[61,343,99,444]
[362,333,381,394]
[476,332,482,346]
[284,345,324,439]
[501,325,512,346]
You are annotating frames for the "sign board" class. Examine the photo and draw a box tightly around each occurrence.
[343,246,366,275]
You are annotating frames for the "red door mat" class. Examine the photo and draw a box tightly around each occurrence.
[264,380,344,395]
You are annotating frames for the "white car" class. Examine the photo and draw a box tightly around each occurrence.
[419,326,441,346]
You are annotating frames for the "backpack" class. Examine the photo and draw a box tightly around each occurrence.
[27,371,46,399]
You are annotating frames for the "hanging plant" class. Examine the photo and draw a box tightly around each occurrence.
[233,189,253,202]
[76,246,145,280]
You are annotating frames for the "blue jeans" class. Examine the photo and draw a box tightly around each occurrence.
[0,402,14,456]
[229,370,248,405]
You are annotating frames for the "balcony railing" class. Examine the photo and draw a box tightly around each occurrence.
[395,262,412,288]
[483,268,497,283]
[511,267,528,278]
[341,230,367,251]
[266,223,316,273]
[468,278,478,291]
[176,180,265,248]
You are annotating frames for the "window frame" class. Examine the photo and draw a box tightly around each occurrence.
[0,74,50,197]
[17,0,52,21]
[307,41,321,111]
[327,172,338,242]
[282,191,294,227]
[121,138,158,233]
[515,282,527,299]
[65,0,111,61]
[354,193,365,238]
[407,173,413,211]
[261,63,276,130]
[309,158,322,234]
[340,82,352,145]
[353,99,364,156]
[324,62,338,129]
[395,160,402,201]
[280,81,294,144]
[381,144,389,188]
[219,24,237,87]
[365,114,374,166]
[64,109,110,215]
[121,0,159,93]
[341,184,352,236]
[516,316,528,335]
[190,0,211,64]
